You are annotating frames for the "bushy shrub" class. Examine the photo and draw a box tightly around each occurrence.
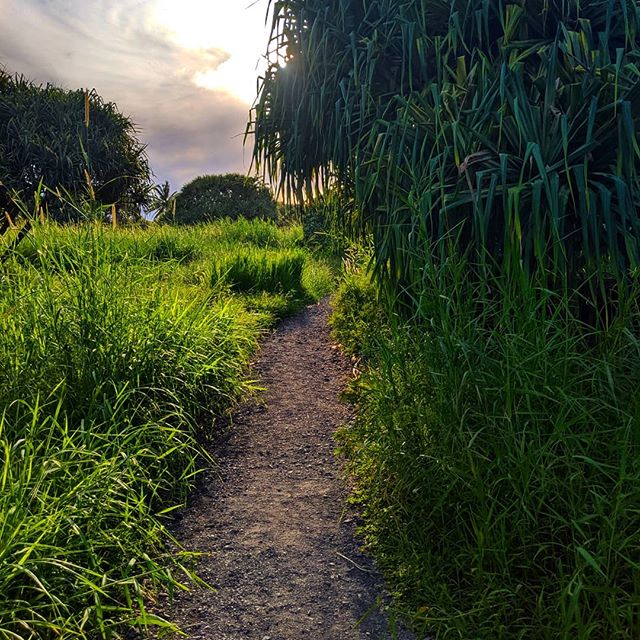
[173,173,276,224]
[0,71,150,221]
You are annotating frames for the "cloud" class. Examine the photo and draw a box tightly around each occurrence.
[0,0,268,189]
[140,85,253,188]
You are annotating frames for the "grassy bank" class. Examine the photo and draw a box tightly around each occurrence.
[332,261,640,639]
[0,217,333,639]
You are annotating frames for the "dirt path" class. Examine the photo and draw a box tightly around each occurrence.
[154,300,413,639]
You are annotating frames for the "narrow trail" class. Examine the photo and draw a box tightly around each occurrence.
[156,300,413,639]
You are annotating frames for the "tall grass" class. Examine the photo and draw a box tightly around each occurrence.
[0,214,326,639]
[13,217,303,267]
[213,247,306,295]
[0,398,199,638]
[333,262,640,639]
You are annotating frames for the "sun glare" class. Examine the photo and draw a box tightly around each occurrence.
[152,0,268,104]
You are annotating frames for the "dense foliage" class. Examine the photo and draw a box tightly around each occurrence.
[332,266,640,639]
[255,1,640,638]
[0,72,150,221]
[173,173,276,224]
[0,214,333,639]
[255,0,640,299]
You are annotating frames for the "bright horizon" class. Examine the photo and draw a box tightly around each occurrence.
[0,0,272,190]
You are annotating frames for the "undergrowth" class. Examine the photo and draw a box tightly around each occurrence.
[332,260,640,640]
[0,216,334,639]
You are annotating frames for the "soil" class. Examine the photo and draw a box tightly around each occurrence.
[152,300,414,640]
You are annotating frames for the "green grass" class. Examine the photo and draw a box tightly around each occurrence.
[332,260,640,640]
[210,232,335,318]
[0,215,334,639]
[213,247,306,295]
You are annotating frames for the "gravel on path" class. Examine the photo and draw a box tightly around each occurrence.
[154,300,414,640]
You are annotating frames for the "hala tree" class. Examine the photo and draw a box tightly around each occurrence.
[253,0,640,297]
[0,71,151,222]
[172,173,276,224]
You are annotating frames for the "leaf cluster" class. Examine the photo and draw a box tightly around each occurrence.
[0,71,151,221]
[254,0,640,295]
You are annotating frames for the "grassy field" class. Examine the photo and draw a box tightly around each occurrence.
[0,217,333,639]
[331,260,640,639]
[2,210,638,640]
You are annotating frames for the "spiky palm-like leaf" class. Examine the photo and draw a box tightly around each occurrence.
[253,0,640,294]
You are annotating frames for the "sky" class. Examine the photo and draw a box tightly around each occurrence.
[0,0,271,190]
